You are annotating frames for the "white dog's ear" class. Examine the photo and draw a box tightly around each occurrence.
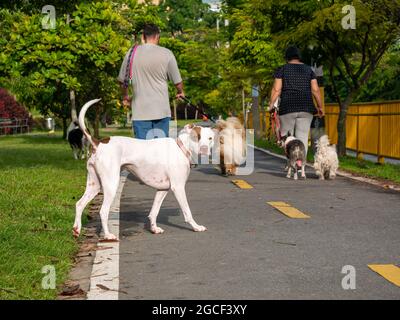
[190,126,201,142]
[182,123,195,134]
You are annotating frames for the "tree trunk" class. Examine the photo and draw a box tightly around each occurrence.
[260,96,266,134]
[336,103,347,156]
[251,86,261,139]
[70,90,77,122]
[336,90,359,156]
[93,103,101,139]
[62,116,67,140]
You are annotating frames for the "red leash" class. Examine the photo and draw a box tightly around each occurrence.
[270,109,281,142]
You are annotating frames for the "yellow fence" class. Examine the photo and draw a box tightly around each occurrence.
[246,100,400,161]
[325,101,400,161]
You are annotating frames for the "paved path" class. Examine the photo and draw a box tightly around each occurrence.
[117,149,400,299]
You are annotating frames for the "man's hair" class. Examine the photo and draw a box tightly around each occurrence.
[285,46,302,61]
[143,24,160,41]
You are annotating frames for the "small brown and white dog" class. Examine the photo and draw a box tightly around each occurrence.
[215,117,246,176]
[313,135,339,180]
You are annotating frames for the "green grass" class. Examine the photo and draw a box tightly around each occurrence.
[0,132,87,299]
[254,138,400,184]
[338,156,400,184]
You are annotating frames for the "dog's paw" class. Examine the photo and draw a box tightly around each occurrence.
[104,233,118,241]
[193,225,207,232]
[72,226,80,238]
[151,226,165,234]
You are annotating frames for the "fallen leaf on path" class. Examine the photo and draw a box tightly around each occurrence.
[96,284,128,295]
[60,283,85,296]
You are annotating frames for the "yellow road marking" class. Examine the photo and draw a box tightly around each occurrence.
[368,264,400,287]
[267,201,310,219]
[232,179,253,189]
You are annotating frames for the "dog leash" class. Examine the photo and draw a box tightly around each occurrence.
[176,137,198,168]
[180,96,216,123]
[270,106,282,142]
[123,44,138,88]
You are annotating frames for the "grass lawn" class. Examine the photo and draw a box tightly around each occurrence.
[0,123,199,299]
[254,138,400,184]
[0,132,87,299]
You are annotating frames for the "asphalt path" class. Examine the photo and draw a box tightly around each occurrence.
[118,149,400,299]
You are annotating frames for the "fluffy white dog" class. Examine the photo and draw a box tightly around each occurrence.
[313,135,339,180]
[215,117,246,176]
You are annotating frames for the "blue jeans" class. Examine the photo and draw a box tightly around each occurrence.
[132,117,170,140]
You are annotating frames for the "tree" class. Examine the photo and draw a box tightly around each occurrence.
[0,1,131,138]
[160,0,211,36]
[268,0,400,155]
[227,0,282,138]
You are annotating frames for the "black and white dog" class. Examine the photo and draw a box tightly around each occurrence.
[280,133,307,180]
[67,121,90,160]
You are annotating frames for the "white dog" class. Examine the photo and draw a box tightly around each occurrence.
[313,135,339,180]
[73,99,216,240]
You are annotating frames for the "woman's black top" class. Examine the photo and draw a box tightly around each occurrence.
[273,63,317,116]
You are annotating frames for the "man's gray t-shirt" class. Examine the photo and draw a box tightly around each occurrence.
[118,43,182,121]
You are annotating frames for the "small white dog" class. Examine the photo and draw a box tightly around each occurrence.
[73,99,216,240]
[313,135,339,180]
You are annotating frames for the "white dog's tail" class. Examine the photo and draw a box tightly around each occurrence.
[78,99,101,149]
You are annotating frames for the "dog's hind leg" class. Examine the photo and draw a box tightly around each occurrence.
[73,147,79,160]
[286,166,292,179]
[97,168,120,240]
[290,162,298,180]
[171,184,207,232]
[73,165,100,237]
[301,164,306,180]
[148,190,169,234]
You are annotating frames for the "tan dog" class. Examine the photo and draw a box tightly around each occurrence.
[215,117,246,176]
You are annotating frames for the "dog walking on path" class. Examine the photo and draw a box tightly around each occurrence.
[73,99,216,240]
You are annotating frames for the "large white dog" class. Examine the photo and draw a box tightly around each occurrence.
[313,135,339,180]
[73,99,215,240]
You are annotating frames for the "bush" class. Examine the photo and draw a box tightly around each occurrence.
[0,88,32,135]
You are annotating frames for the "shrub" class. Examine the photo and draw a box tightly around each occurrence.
[0,88,32,134]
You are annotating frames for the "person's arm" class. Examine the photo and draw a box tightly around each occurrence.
[117,50,132,106]
[167,54,184,100]
[311,79,324,117]
[118,81,131,107]
[268,78,282,111]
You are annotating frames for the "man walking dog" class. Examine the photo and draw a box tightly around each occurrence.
[118,24,184,139]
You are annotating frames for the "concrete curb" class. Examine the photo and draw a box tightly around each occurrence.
[250,145,400,193]
[86,170,129,300]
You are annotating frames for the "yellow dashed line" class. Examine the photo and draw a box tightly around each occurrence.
[267,201,310,219]
[368,264,400,287]
[232,179,253,189]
